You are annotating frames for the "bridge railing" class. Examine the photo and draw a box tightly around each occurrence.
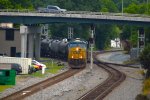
[0,9,149,18]
[0,9,26,12]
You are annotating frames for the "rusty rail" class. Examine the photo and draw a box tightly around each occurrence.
[1,69,83,100]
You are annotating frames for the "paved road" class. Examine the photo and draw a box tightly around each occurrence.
[97,51,130,64]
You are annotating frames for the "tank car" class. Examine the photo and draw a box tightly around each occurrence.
[41,38,68,59]
[50,40,61,58]
[41,39,52,57]
[68,38,87,68]
[58,39,68,59]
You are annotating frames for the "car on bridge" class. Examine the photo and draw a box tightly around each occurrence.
[38,5,66,13]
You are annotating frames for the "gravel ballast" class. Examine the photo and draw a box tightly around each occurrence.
[25,64,108,100]
[0,64,69,99]
[103,65,143,100]
[97,51,143,100]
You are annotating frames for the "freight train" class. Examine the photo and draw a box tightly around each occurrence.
[41,38,87,68]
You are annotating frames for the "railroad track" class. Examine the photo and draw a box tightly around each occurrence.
[1,69,83,100]
[1,50,126,100]
[78,52,126,100]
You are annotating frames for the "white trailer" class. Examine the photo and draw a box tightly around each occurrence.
[0,56,31,74]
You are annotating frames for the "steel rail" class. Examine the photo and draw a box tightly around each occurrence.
[0,69,83,100]
[78,52,126,100]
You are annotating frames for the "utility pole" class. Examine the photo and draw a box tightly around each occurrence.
[68,27,73,40]
[147,0,149,13]
[122,0,124,16]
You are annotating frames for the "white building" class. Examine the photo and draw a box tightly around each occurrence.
[0,23,13,28]
[111,38,121,48]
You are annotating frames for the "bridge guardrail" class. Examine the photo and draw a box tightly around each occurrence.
[0,9,150,18]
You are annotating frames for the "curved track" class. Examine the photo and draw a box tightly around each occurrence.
[1,69,83,100]
[78,52,126,100]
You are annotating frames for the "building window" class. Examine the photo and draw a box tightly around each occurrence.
[5,29,14,41]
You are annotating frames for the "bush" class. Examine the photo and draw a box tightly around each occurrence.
[121,40,131,54]
[139,44,150,69]
[135,94,148,100]
[143,78,150,96]
[139,44,150,77]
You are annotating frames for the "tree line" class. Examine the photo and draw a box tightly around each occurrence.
[0,0,150,49]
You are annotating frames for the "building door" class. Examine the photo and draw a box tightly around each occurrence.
[10,47,16,57]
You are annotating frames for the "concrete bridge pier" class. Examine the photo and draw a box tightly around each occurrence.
[27,32,34,58]
[34,33,41,60]
[20,26,28,58]
[20,25,41,60]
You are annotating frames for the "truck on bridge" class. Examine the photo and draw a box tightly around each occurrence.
[38,5,66,13]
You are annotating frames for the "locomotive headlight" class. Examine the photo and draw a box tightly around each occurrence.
[80,56,82,59]
[72,56,74,58]
[76,47,79,51]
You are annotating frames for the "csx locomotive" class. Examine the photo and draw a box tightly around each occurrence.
[68,38,87,68]
[41,38,87,68]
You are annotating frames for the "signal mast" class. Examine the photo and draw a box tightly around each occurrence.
[89,24,95,72]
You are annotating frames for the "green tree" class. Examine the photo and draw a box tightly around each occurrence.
[145,27,150,44]
[130,31,138,47]
[95,24,119,50]
[124,3,146,14]
[100,0,118,12]
[0,0,12,9]
[49,23,68,38]
[120,25,132,40]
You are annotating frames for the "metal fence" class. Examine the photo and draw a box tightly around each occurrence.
[0,9,150,18]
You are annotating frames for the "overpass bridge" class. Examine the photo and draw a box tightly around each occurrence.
[0,10,150,25]
[0,10,149,59]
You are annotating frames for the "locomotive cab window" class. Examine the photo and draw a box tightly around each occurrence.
[68,43,78,48]
[78,44,87,49]
[68,43,86,49]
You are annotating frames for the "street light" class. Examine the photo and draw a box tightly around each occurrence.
[147,0,149,13]
[122,0,124,15]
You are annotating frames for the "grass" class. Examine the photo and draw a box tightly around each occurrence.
[39,57,50,61]
[0,85,13,92]
[26,60,64,77]
[138,70,145,76]
[143,78,150,95]
[0,59,64,92]
[123,58,139,65]
[88,45,98,51]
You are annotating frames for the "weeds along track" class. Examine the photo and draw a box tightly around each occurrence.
[1,69,83,100]
[78,51,126,100]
